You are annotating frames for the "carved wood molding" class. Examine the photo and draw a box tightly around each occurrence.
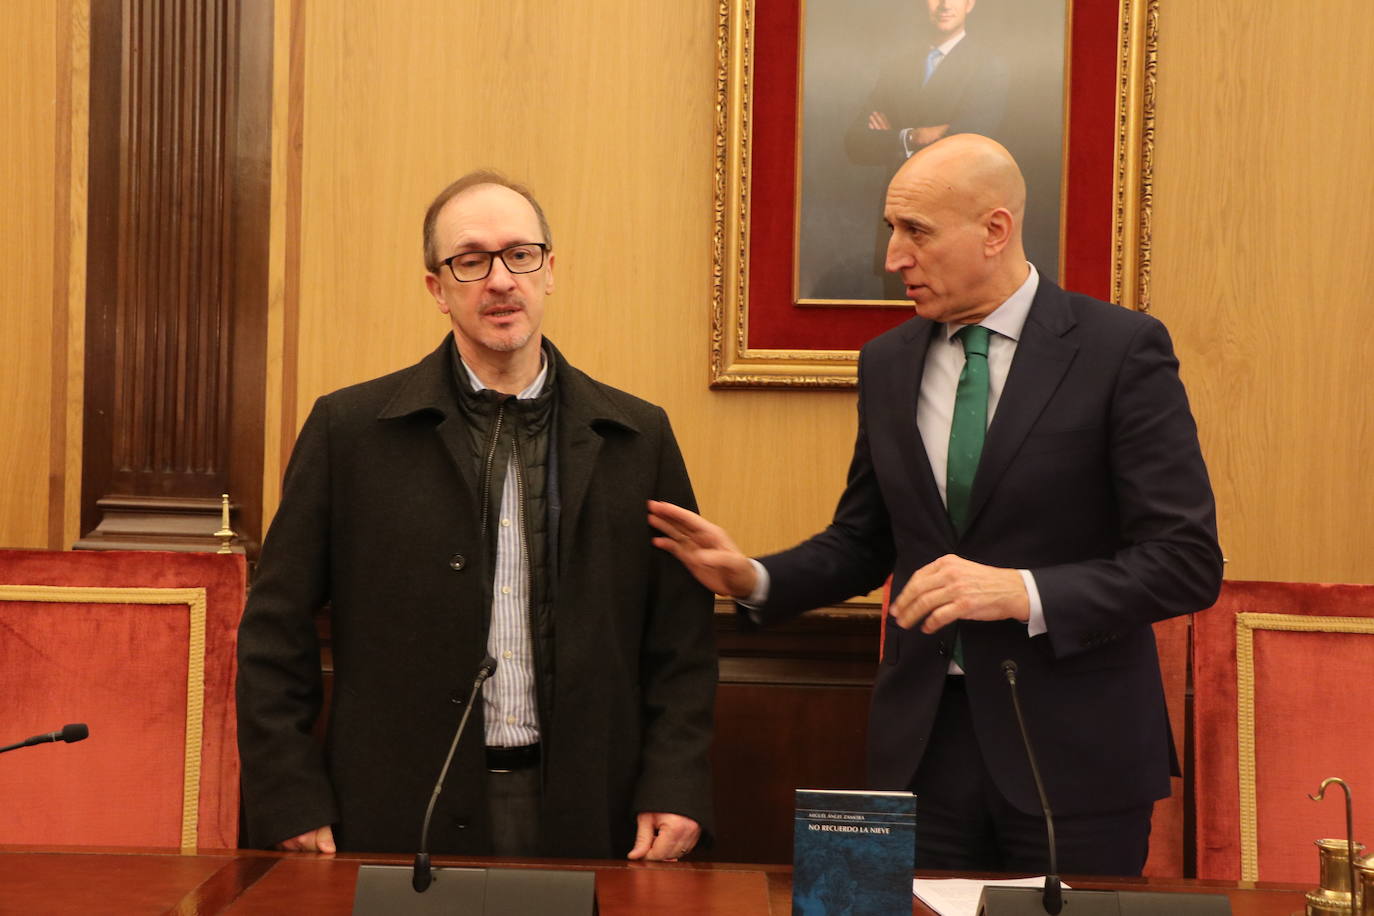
[83,0,271,552]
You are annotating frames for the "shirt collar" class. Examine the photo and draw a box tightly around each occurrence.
[941,263,1039,343]
[462,353,549,400]
[933,30,966,56]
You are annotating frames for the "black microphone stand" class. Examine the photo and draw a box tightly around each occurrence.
[351,657,596,915]
[413,657,497,892]
[1002,660,1062,915]
[975,661,1231,916]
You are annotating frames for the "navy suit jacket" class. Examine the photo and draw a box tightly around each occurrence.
[756,278,1222,816]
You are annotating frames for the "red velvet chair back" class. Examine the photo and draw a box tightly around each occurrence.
[1193,580,1374,883]
[0,549,246,850]
[1142,614,1189,877]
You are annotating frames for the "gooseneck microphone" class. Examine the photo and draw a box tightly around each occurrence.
[0,723,89,755]
[413,656,498,893]
[1001,660,1062,916]
[977,663,1232,914]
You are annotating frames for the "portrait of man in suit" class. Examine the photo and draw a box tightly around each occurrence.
[651,134,1222,874]
[797,0,1065,302]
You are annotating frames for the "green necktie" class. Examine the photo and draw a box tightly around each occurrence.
[945,325,990,671]
[946,325,991,534]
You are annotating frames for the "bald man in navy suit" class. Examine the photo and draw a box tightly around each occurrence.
[650,134,1221,875]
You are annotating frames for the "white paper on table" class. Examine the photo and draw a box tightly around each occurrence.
[911,876,1072,916]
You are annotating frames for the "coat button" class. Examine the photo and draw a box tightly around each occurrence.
[452,815,470,829]
[937,642,948,657]
[448,554,466,571]
[450,689,465,705]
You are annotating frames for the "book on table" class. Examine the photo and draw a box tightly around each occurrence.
[792,788,916,916]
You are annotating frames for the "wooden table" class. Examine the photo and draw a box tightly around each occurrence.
[0,847,1310,914]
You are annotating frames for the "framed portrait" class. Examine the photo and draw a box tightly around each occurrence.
[711,0,1156,387]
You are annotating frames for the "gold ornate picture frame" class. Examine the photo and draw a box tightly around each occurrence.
[711,0,1157,388]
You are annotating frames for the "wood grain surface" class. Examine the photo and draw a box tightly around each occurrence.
[6,2,1373,579]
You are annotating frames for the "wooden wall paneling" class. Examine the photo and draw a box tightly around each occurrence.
[1151,0,1374,585]
[261,0,306,519]
[707,609,878,864]
[81,0,120,541]
[710,681,872,865]
[48,0,75,549]
[0,2,60,549]
[54,0,91,551]
[1,0,1368,587]
[230,0,273,553]
[81,0,272,554]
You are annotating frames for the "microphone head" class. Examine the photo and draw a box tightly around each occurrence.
[61,724,89,743]
[477,656,498,681]
[1000,659,1018,680]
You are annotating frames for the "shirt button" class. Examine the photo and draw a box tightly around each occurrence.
[501,518,511,527]
[501,585,511,595]
[448,554,466,571]
[502,650,513,660]
[506,715,515,725]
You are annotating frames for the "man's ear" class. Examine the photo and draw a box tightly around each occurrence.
[984,208,1014,256]
[424,271,450,313]
[544,251,555,295]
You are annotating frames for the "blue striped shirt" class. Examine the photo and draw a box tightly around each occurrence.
[462,359,547,748]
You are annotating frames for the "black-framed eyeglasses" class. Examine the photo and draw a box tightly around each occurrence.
[438,243,548,282]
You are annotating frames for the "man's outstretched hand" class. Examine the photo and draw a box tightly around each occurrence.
[647,501,758,599]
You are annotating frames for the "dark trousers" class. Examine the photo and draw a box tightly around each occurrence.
[487,765,541,857]
[910,676,1153,876]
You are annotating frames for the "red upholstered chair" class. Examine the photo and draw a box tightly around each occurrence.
[0,549,246,850]
[1193,580,1374,883]
[1142,614,1189,877]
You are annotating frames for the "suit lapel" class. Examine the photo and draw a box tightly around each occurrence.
[918,36,976,112]
[965,280,1078,531]
[927,36,974,90]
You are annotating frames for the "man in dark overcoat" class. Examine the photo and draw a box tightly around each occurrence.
[236,171,716,861]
